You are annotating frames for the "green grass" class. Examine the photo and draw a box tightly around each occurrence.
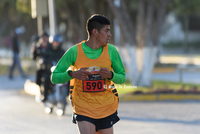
[0,65,10,75]
[0,64,36,76]
[152,80,200,91]
[0,58,36,76]
[116,80,200,97]
[116,80,139,96]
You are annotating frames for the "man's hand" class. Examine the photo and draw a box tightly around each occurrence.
[99,67,112,79]
[69,67,91,80]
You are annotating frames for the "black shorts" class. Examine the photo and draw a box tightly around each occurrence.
[72,111,120,132]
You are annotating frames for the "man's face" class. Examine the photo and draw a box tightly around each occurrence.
[42,35,49,43]
[52,41,60,50]
[96,25,112,46]
[41,35,49,48]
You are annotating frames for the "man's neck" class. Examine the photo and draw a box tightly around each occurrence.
[85,38,101,49]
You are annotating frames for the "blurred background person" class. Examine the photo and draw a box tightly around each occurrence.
[41,34,66,103]
[47,34,66,61]
[30,33,66,103]
[30,32,50,102]
[30,34,39,52]
[8,27,26,79]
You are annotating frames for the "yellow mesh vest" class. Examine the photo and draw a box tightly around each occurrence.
[70,41,119,119]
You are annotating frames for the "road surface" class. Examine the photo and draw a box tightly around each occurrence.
[0,76,200,134]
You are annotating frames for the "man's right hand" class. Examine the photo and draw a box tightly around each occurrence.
[69,67,91,80]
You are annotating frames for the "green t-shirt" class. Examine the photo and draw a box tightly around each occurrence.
[51,42,125,84]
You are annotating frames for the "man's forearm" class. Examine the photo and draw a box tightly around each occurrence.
[111,72,125,84]
[51,71,73,84]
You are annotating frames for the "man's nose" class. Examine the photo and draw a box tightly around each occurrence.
[108,32,112,37]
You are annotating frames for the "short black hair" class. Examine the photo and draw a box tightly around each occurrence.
[40,32,49,37]
[86,14,111,36]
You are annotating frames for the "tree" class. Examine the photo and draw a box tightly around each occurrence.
[1,0,200,78]
[0,0,36,43]
[55,0,200,87]
[106,0,169,86]
[170,0,200,52]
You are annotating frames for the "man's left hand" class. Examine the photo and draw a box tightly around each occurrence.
[99,67,112,79]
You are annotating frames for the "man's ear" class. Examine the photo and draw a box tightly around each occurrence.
[92,29,98,36]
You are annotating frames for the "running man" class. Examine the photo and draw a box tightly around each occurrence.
[51,14,125,134]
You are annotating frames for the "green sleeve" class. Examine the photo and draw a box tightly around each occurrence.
[108,44,126,84]
[51,45,77,84]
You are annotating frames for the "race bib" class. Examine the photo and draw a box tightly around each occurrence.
[83,74,105,92]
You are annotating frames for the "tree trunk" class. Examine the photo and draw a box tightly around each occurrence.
[77,0,87,41]
[87,0,95,15]
[138,0,155,86]
[138,46,158,86]
[139,0,169,86]
[135,0,145,85]
[106,0,169,87]
[106,0,139,86]
[64,1,81,43]
[106,0,135,45]
[153,0,169,46]
[118,46,138,85]
[120,0,136,42]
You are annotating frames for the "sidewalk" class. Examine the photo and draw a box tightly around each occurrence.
[0,75,35,90]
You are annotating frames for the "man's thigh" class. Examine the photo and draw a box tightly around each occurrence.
[77,121,96,134]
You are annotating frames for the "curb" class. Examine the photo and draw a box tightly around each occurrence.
[119,94,200,101]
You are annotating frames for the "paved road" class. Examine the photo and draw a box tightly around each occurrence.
[1,76,200,134]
